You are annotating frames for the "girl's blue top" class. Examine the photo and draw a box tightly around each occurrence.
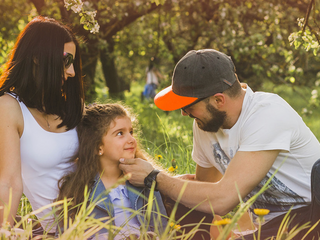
[87,174,168,239]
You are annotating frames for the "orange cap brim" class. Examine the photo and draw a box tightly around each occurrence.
[154,86,198,111]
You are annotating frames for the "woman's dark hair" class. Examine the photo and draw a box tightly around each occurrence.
[0,16,84,130]
[57,103,159,217]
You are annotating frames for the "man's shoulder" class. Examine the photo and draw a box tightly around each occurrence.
[251,90,285,105]
[245,90,294,118]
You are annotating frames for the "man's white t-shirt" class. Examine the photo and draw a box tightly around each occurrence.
[192,85,320,220]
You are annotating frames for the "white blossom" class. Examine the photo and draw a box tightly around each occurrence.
[276,33,282,40]
[64,0,83,13]
[86,11,97,22]
[90,22,100,34]
[71,4,82,13]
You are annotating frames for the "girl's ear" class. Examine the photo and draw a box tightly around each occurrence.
[98,146,103,156]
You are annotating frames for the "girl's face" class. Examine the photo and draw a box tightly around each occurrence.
[99,116,137,163]
[63,41,76,83]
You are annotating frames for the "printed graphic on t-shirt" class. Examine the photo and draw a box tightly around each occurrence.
[212,143,230,173]
[211,142,306,211]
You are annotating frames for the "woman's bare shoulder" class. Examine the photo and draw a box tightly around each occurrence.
[0,94,21,111]
[0,94,23,127]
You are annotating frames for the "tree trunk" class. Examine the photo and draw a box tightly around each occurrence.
[81,39,99,103]
[100,38,124,99]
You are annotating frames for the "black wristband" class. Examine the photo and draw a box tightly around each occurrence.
[144,169,160,190]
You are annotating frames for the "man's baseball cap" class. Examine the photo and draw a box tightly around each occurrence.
[154,49,237,111]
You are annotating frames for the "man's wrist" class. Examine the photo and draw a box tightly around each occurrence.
[144,169,160,190]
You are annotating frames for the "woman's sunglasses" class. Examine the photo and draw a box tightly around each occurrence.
[63,52,74,69]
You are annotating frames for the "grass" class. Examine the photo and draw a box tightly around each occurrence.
[10,80,320,239]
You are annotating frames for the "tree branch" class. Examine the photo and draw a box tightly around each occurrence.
[302,0,314,32]
[29,0,45,15]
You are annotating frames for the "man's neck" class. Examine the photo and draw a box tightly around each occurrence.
[222,88,246,129]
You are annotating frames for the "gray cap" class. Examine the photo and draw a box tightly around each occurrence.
[173,49,236,98]
[154,49,237,111]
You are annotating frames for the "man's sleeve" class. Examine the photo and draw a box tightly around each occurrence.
[192,120,215,168]
[238,103,294,152]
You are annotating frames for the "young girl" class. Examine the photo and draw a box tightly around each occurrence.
[57,103,168,239]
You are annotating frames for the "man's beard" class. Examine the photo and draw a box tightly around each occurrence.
[195,103,227,132]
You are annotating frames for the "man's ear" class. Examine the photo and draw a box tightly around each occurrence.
[211,93,225,107]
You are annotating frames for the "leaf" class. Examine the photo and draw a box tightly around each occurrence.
[313,48,318,56]
[83,24,89,30]
[294,40,302,49]
[80,16,86,24]
[289,77,295,83]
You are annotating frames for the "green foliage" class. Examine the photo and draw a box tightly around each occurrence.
[64,0,99,33]
[289,19,320,56]
[0,0,33,65]
[287,1,320,112]
[151,0,166,6]
[2,0,320,101]
[104,0,320,99]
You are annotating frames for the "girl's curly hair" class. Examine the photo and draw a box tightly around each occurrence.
[57,103,161,217]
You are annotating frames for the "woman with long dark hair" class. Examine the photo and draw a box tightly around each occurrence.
[0,16,84,234]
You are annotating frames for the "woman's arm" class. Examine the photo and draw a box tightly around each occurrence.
[0,95,24,226]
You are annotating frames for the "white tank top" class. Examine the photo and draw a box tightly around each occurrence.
[10,94,78,233]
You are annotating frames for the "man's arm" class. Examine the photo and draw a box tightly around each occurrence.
[120,150,279,215]
[195,165,223,182]
[172,165,221,182]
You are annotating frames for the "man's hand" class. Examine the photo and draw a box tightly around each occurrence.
[119,158,154,187]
